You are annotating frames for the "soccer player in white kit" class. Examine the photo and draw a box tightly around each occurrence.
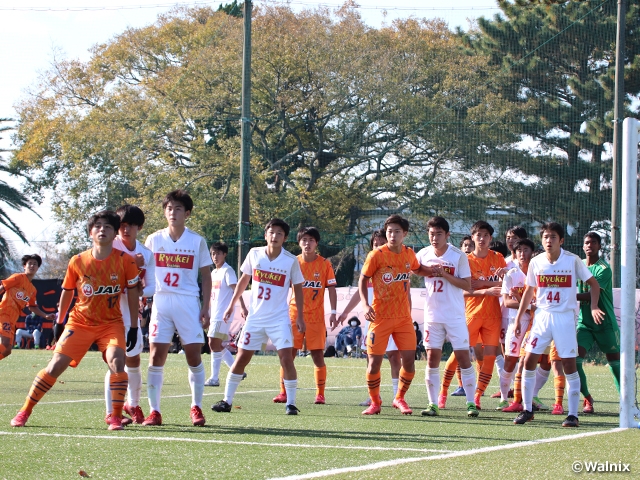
[103,205,156,425]
[416,216,478,418]
[205,242,247,387]
[513,222,603,427]
[142,190,213,427]
[212,218,305,415]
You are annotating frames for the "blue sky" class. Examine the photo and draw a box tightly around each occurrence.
[0,0,501,254]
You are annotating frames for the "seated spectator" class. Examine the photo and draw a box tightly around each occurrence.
[414,321,425,360]
[334,317,362,357]
[15,313,42,349]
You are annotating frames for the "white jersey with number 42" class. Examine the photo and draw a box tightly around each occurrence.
[416,244,471,323]
[526,249,592,313]
[241,247,304,325]
[145,227,212,297]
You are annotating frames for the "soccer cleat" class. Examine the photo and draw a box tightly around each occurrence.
[496,400,510,410]
[551,403,565,415]
[474,393,482,410]
[141,410,163,426]
[285,404,300,415]
[273,392,287,403]
[359,398,372,407]
[107,415,124,431]
[212,400,232,413]
[437,393,447,409]
[10,410,31,427]
[421,403,439,417]
[513,410,534,424]
[532,396,549,411]
[392,398,413,415]
[490,391,501,398]
[466,402,479,418]
[104,414,132,426]
[190,406,206,426]
[314,394,326,405]
[502,402,523,413]
[124,404,145,424]
[204,377,220,387]
[562,414,579,427]
[582,396,594,414]
[451,386,466,396]
[361,403,382,415]
[242,372,248,380]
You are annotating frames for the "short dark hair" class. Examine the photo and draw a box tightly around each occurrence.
[514,238,535,252]
[584,231,602,245]
[427,216,449,233]
[210,241,228,255]
[22,254,42,267]
[471,220,494,236]
[540,222,564,240]
[506,226,528,239]
[489,240,509,258]
[162,189,194,212]
[460,235,474,248]
[370,229,386,250]
[265,218,290,237]
[116,204,145,228]
[384,214,409,232]
[297,226,320,243]
[87,210,121,234]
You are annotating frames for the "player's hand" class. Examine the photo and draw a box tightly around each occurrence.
[495,267,509,278]
[509,287,522,302]
[126,327,138,352]
[222,306,233,324]
[240,307,248,319]
[515,321,521,337]
[471,279,488,290]
[53,323,64,342]
[486,286,502,297]
[135,253,145,268]
[296,316,306,333]
[363,305,376,322]
[591,307,605,325]
[45,313,56,321]
[328,313,337,330]
[200,308,211,330]
[432,265,444,277]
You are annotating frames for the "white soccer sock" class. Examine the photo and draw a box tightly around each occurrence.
[460,366,477,404]
[104,370,112,414]
[426,367,440,405]
[522,369,536,412]
[222,348,235,368]
[224,372,244,404]
[566,371,581,417]
[495,354,505,378]
[500,369,515,402]
[392,378,399,397]
[211,351,223,382]
[125,366,142,407]
[147,366,164,413]
[533,366,551,397]
[283,379,298,406]
[188,363,205,408]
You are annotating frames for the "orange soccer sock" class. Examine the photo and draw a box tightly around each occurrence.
[440,355,458,396]
[455,366,462,387]
[475,359,483,377]
[21,369,56,413]
[110,371,129,418]
[514,371,523,404]
[314,366,327,397]
[396,368,415,400]
[554,375,566,406]
[366,372,381,404]
[279,367,286,395]
[475,354,495,396]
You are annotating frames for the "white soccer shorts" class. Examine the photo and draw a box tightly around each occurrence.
[424,320,469,351]
[149,294,205,345]
[525,310,578,358]
[208,319,231,340]
[238,320,293,351]
[504,317,530,358]
[501,316,510,344]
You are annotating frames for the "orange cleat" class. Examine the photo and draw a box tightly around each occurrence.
[314,394,326,405]
[107,415,124,431]
[142,410,163,426]
[474,393,482,410]
[273,392,287,403]
[392,398,413,415]
[10,410,31,427]
[124,404,145,424]
[502,402,524,413]
[438,394,447,409]
[361,403,382,415]
[105,414,132,426]
[190,406,205,426]
[582,396,594,414]
[551,403,565,415]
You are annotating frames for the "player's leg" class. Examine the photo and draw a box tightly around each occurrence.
[492,318,509,398]
[390,321,417,414]
[551,348,565,414]
[423,346,442,415]
[532,352,551,410]
[595,326,621,394]
[475,319,500,408]
[104,345,128,429]
[213,347,255,412]
[0,333,13,360]
[275,324,304,402]
[144,342,170,425]
[181,342,206,425]
[278,347,300,413]
[387,350,401,399]
[362,320,392,414]
[207,336,224,386]
[305,321,328,404]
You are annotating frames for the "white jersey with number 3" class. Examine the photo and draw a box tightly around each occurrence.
[241,247,304,325]
[416,244,471,323]
[145,227,212,297]
[210,263,238,322]
[526,249,592,313]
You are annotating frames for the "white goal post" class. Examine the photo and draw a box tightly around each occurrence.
[620,117,640,429]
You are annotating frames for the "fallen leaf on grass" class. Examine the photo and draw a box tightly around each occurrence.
[234,406,242,409]
[78,470,90,477]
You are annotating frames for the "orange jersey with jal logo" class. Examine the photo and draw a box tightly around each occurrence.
[289,255,336,323]
[465,250,507,320]
[0,273,37,323]
[62,249,139,327]
[361,245,419,320]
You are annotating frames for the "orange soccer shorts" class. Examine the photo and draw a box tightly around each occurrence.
[520,331,552,357]
[366,317,416,356]
[467,316,501,348]
[54,322,126,367]
[292,320,327,351]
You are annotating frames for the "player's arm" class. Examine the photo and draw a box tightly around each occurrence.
[126,287,139,329]
[141,253,156,297]
[54,289,74,341]
[585,277,604,324]
[199,265,212,330]
[441,271,471,291]
[328,285,338,329]
[412,264,432,277]
[229,283,249,318]
[465,285,501,297]
[293,282,305,333]
[358,274,375,322]
[28,305,56,321]
[514,285,536,336]
[223,273,251,322]
[336,291,360,329]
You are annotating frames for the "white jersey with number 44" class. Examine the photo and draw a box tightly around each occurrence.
[416,244,471,323]
[526,248,592,313]
[241,247,304,325]
[145,227,212,297]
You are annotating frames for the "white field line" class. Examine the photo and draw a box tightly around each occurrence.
[0,431,451,454]
[267,428,625,480]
